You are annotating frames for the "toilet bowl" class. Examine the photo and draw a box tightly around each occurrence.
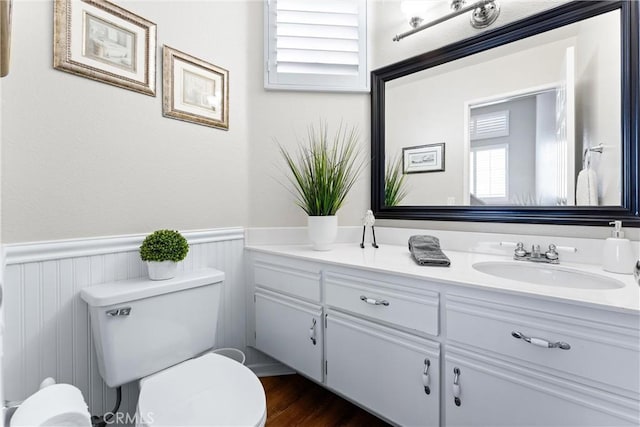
[136,353,266,427]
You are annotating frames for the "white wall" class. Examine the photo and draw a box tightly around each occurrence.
[0,1,637,240]
[245,1,370,228]
[1,0,251,243]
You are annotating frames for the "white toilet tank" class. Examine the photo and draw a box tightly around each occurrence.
[80,269,224,387]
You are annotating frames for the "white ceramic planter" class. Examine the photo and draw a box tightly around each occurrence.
[147,260,178,280]
[307,215,338,251]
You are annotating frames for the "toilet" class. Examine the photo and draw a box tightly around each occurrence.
[79,268,267,427]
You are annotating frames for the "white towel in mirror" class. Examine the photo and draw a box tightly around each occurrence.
[576,168,598,205]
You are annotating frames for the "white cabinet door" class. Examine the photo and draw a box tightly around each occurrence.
[444,347,639,427]
[326,310,440,426]
[255,289,323,382]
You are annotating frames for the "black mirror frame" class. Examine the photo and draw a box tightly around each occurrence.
[371,0,639,227]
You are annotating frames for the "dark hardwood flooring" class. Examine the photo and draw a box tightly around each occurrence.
[260,374,391,427]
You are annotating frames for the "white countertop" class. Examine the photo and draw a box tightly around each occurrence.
[246,243,640,314]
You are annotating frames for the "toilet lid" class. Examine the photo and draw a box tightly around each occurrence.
[137,353,266,427]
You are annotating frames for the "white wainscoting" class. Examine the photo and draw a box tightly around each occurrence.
[1,228,261,417]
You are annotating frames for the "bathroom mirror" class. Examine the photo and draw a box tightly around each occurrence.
[371,1,639,226]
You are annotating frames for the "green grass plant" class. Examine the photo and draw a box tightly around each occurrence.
[385,154,408,206]
[279,122,364,216]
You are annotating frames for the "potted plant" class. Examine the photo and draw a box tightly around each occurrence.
[385,154,408,206]
[279,122,364,251]
[139,229,189,280]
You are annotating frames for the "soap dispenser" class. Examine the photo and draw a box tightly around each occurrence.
[603,221,635,274]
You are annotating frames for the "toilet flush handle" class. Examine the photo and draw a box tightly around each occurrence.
[106,307,131,317]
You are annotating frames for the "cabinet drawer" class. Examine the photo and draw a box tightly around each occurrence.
[325,272,439,336]
[254,260,321,302]
[255,289,323,382]
[446,294,640,394]
[326,310,440,427]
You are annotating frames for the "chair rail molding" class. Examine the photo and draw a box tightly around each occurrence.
[3,228,244,265]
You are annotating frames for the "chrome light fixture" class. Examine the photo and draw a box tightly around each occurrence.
[400,1,429,28]
[395,0,501,41]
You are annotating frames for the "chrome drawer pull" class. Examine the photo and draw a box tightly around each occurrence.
[511,331,571,350]
[422,358,431,395]
[452,367,461,407]
[360,295,389,306]
[309,318,317,345]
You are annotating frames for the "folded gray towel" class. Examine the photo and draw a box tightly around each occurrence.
[408,235,451,267]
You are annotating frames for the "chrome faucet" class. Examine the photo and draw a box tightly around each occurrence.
[513,242,559,264]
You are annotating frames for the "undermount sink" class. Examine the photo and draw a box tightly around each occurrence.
[472,261,625,290]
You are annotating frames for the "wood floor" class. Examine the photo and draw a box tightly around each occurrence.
[260,374,391,427]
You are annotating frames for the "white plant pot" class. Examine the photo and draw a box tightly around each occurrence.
[307,215,338,251]
[147,261,178,281]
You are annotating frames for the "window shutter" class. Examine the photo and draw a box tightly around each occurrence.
[265,0,368,92]
[470,110,510,140]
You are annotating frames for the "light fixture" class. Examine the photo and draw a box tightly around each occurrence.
[394,0,501,42]
[400,1,431,28]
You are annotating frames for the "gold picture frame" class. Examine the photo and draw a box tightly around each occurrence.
[0,0,12,77]
[53,0,156,96]
[162,46,229,130]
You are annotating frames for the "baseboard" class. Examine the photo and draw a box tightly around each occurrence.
[248,361,296,377]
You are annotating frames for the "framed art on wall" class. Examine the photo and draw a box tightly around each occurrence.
[162,46,229,130]
[403,143,445,174]
[53,0,156,96]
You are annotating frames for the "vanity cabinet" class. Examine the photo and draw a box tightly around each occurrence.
[444,293,640,426]
[252,255,324,382]
[247,250,640,427]
[444,347,637,426]
[325,310,440,426]
[255,289,323,382]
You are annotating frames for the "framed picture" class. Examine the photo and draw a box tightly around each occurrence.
[403,143,445,174]
[162,46,229,130]
[53,0,156,96]
[1,0,12,77]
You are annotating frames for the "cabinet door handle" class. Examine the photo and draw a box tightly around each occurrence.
[360,295,390,306]
[422,358,431,395]
[511,331,571,350]
[309,318,317,345]
[452,367,461,407]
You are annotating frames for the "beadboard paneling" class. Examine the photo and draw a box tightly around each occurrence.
[2,229,248,417]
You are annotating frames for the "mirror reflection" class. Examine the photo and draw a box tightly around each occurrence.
[384,10,621,207]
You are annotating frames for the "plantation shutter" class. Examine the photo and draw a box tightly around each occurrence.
[470,110,510,140]
[265,0,369,92]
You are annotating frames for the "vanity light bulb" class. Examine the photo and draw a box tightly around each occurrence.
[400,0,431,23]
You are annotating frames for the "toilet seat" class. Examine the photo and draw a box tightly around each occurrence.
[137,353,266,427]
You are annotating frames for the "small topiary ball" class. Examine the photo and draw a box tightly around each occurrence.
[139,229,189,262]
